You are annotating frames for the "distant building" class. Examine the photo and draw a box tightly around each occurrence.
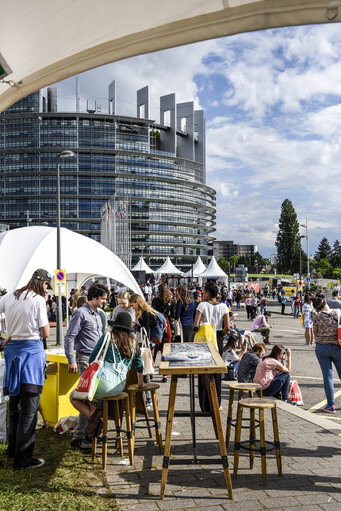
[0,224,9,233]
[215,240,258,265]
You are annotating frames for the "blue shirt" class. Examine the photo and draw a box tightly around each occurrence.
[175,300,196,326]
[64,304,103,364]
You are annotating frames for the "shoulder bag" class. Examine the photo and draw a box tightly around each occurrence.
[140,326,155,375]
[94,340,136,399]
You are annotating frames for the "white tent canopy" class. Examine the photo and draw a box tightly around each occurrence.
[155,257,183,275]
[0,1,338,112]
[131,257,155,274]
[200,256,228,278]
[0,226,142,295]
[183,256,206,278]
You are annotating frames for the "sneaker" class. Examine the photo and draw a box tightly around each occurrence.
[323,405,336,414]
[145,400,152,410]
[161,377,167,383]
[15,458,45,470]
[70,438,92,452]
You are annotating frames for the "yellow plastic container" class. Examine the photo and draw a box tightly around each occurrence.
[40,351,79,426]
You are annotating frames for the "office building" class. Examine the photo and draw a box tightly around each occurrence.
[0,82,216,270]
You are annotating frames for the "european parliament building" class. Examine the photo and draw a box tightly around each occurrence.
[0,82,216,270]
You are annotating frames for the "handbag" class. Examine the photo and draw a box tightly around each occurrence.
[194,323,217,348]
[94,340,136,400]
[288,380,304,406]
[300,314,304,326]
[73,332,111,401]
[140,327,155,375]
[173,319,183,342]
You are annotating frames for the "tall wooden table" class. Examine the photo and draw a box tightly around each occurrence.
[159,342,233,500]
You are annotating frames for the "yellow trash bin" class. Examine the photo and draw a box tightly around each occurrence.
[40,351,79,426]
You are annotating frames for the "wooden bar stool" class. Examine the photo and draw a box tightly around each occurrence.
[128,383,163,454]
[233,397,282,485]
[92,392,133,469]
[226,382,263,448]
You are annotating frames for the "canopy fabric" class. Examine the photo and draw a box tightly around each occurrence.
[183,256,207,277]
[0,1,338,112]
[131,257,155,274]
[200,256,228,278]
[0,226,142,295]
[155,257,183,275]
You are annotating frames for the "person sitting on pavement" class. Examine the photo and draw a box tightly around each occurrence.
[237,343,267,383]
[254,344,291,401]
[250,311,273,344]
[222,333,247,375]
[327,290,341,310]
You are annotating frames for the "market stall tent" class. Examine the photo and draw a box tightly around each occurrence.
[200,256,228,284]
[131,257,156,274]
[183,256,206,278]
[0,226,142,295]
[155,257,183,276]
[0,1,339,112]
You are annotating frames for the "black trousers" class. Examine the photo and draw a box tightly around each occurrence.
[8,391,40,468]
[198,332,223,412]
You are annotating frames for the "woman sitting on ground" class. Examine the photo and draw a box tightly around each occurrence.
[253,344,291,401]
[70,311,145,437]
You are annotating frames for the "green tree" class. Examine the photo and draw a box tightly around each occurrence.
[333,268,341,280]
[238,255,251,268]
[315,258,333,278]
[275,199,301,273]
[217,256,229,273]
[330,240,341,268]
[229,255,239,271]
[315,237,332,262]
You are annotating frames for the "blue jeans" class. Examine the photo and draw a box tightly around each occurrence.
[263,372,290,401]
[293,305,300,318]
[315,343,341,407]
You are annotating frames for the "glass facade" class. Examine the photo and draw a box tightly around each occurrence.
[0,88,216,270]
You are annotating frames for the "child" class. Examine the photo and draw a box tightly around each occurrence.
[222,333,247,376]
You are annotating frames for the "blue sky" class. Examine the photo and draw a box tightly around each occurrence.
[55,23,341,258]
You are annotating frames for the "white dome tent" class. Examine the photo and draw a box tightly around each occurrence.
[131,257,155,274]
[200,256,228,285]
[155,257,183,276]
[0,1,338,112]
[0,226,142,295]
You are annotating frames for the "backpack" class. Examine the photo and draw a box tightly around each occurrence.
[150,312,166,345]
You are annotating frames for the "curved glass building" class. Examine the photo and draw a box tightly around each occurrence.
[0,82,216,270]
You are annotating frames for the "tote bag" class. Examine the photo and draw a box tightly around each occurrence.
[73,332,111,401]
[140,326,155,375]
[94,342,136,400]
[194,323,217,348]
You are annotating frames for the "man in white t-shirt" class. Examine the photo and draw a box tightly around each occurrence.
[0,269,51,470]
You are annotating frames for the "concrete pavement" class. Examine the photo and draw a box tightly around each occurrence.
[90,304,341,510]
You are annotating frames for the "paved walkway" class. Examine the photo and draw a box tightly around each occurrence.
[95,306,341,511]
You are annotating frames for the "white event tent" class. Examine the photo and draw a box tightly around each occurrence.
[0,1,338,112]
[0,226,142,295]
[200,256,228,284]
[155,257,183,276]
[131,257,155,274]
[183,256,206,278]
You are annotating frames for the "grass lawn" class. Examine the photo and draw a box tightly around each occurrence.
[0,427,120,511]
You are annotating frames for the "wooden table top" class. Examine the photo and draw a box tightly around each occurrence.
[159,342,227,375]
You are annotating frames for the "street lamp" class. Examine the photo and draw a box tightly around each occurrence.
[300,219,310,290]
[56,150,75,346]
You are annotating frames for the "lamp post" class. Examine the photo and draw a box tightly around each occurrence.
[300,219,310,290]
[56,150,75,346]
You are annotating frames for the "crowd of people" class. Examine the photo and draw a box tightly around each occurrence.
[0,269,341,471]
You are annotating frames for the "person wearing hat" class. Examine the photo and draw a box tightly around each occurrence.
[70,311,145,436]
[0,268,51,470]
